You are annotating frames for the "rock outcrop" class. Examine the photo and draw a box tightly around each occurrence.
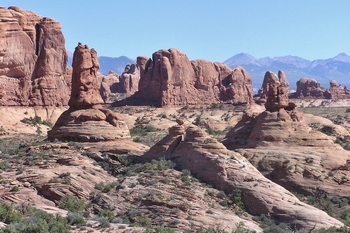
[48,43,130,142]
[100,71,120,102]
[142,123,343,230]
[223,71,350,197]
[324,79,350,99]
[117,48,253,107]
[120,64,140,95]
[293,78,326,98]
[0,6,69,106]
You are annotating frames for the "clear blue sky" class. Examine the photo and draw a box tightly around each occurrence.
[2,0,350,62]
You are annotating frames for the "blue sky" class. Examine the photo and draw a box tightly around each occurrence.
[2,0,350,62]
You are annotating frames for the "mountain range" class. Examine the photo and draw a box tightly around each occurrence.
[68,52,350,90]
[224,53,350,89]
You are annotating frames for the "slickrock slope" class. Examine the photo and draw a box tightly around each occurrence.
[142,123,343,230]
[223,71,350,197]
[48,43,130,142]
[117,48,253,107]
[0,6,69,106]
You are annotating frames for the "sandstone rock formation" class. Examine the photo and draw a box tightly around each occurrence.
[142,124,343,230]
[258,70,289,104]
[324,79,350,99]
[48,43,130,142]
[117,48,253,107]
[120,64,140,95]
[0,6,69,106]
[293,78,325,98]
[223,72,350,197]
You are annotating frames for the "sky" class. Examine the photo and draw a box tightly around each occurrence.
[2,0,350,62]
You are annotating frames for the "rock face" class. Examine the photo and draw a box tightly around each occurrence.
[0,6,69,106]
[142,124,343,230]
[100,71,120,102]
[120,64,140,95]
[48,44,130,142]
[223,72,350,197]
[119,48,253,107]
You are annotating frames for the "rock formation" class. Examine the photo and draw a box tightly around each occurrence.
[324,79,350,99]
[223,72,350,197]
[293,78,325,98]
[0,6,69,106]
[258,70,289,104]
[142,123,343,230]
[120,64,140,95]
[48,43,130,142]
[117,48,253,107]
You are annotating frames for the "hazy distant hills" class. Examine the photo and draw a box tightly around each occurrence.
[67,54,135,75]
[68,52,350,89]
[224,53,350,89]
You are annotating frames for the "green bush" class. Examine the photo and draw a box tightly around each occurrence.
[58,195,85,212]
[0,209,70,233]
[0,202,22,224]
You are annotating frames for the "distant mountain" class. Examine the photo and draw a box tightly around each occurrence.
[67,53,135,75]
[224,53,350,89]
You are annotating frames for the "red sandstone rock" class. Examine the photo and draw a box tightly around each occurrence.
[100,71,120,102]
[0,6,69,106]
[48,43,130,142]
[143,124,343,230]
[124,48,253,107]
[294,78,325,98]
[120,64,140,95]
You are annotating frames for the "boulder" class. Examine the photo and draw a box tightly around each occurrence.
[0,6,69,106]
[48,43,130,142]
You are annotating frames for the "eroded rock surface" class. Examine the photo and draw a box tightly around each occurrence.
[0,6,69,106]
[143,124,343,230]
[223,72,350,197]
[48,43,130,142]
[118,48,253,107]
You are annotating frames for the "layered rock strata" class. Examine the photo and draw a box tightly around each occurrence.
[48,43,130,142]
[0,6,69,106]
[223,71,350,197]
[142,123,343,230]
[118,48,253,107]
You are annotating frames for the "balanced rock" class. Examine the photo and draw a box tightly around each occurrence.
[48,43,130,142]
[118,48,253,107]
[143,124,343,230]
[0,6,69,106]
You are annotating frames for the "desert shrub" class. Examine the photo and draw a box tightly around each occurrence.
[67,211,86,225]
[93,216,110,228]
[145,226,176,233]
[206,127,225,135]
[98,210,115,222]
[58,195,85,212]
[0,209,70,233]
[230,189,245,210]
[0,202,22,224]
[20,116,53,127]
